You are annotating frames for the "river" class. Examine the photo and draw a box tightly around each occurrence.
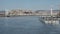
[0,16,60,34]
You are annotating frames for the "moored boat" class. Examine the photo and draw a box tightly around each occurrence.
[40,8,60,25]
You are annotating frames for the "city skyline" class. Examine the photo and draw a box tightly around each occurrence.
[0,0,60,11]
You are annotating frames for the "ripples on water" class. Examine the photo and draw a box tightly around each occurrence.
[0,16,60,34]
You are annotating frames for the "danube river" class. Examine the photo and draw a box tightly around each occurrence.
[0,16,60,34]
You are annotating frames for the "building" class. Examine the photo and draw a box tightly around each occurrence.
[0,11,5,17]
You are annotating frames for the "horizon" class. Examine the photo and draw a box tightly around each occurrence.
[0,9,60,12]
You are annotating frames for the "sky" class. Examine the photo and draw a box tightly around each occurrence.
[0,0,60,11]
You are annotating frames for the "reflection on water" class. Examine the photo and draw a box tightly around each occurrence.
[0,16,60,34]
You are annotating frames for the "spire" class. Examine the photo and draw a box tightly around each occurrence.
[51,8,53,16]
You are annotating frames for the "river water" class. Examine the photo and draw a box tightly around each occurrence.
[0,16,60,34]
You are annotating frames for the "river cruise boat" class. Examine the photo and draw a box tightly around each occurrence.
[40,8,60,25]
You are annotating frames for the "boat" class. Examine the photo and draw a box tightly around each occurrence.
[40,8,60,25]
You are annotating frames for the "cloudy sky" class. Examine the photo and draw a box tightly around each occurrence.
[0,0,60,10]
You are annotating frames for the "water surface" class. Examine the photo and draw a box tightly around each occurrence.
[0,16,60,34]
